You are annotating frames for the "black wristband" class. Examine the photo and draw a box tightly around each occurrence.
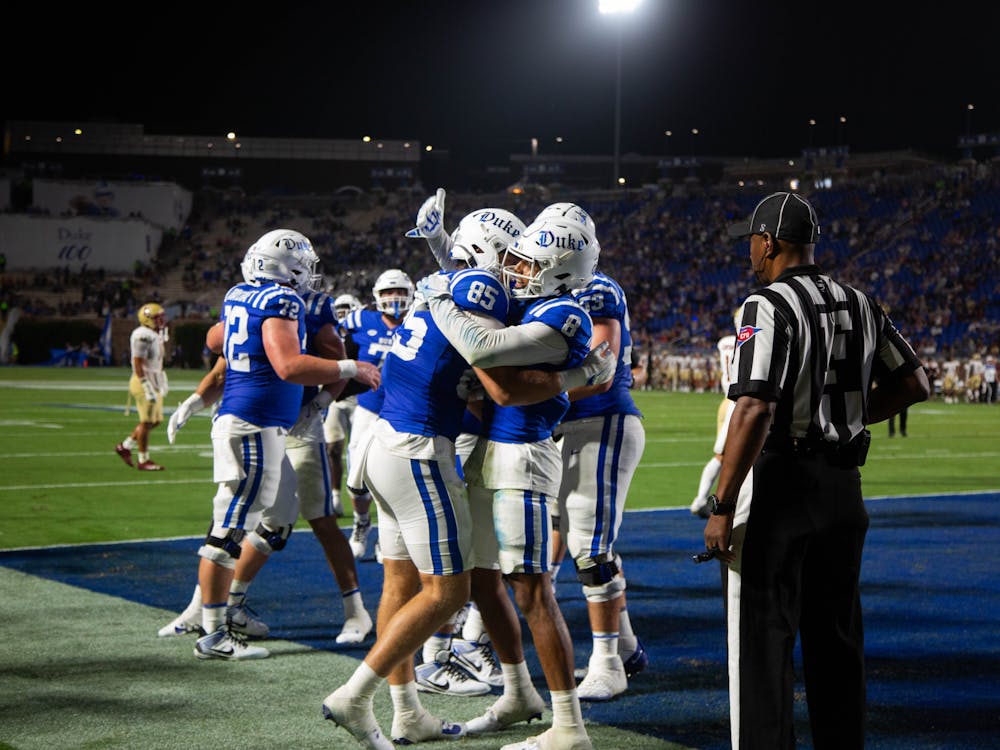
[707,494,737,515]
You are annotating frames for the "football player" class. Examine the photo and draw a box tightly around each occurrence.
[424,214,609,750]
[339,269,414,559]
[529,203,650,703]
[161,283,376,648]
[323,292,363,516]
[179,229,379,661]
[116,302,169,471]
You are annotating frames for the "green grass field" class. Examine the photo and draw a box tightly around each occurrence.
[2,365,997,550]
[2,366,997,750]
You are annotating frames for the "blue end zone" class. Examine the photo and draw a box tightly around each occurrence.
[3,493,998,749]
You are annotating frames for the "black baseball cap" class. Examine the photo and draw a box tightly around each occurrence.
[727,192,820,244]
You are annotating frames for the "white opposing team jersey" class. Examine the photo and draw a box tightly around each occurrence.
[718,334,737,392]
[129,325,166,391]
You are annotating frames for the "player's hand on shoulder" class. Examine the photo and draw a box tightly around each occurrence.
[354,360,382,391]
[405,188,446,240]
[416,270,452,302]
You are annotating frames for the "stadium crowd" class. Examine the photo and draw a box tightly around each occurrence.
[2,160,998,401]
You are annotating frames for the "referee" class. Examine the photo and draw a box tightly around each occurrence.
[703,192,930,750]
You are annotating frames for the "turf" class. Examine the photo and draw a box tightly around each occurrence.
[1,366,996,549]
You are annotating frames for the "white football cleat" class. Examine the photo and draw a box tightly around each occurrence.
[415,650,491,696]
[194,626,269,660]
[336,609,373,645]
[576,654,627,702]
[390,709,465,745]
[349,518,373,559]
[464,691,547,735]
[322,686,393,750]
[499,726,594,750]
[227,602,270,639]
[450,634,504,687]
[157,607,203,637]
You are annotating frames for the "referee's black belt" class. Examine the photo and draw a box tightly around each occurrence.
[762,431,870,468]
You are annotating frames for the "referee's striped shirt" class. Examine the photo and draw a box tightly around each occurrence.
[728,264,922,444]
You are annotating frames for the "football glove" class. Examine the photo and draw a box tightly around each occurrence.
[405,188,446,240]
[167,393,205,444]
[289,390,334,439]
[140,377,157,404]
[415,271,452,303]
[456,369,484,401]
[559,341,617,391]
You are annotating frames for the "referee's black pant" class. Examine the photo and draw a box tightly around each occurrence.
[729,449,868,749]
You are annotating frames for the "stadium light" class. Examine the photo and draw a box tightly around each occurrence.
[600,0,642,188]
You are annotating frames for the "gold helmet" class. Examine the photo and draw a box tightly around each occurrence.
[137,303,166,330]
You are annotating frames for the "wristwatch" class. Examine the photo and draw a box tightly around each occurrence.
[707,494,737,515]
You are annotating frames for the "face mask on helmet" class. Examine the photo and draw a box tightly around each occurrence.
[137,303,166,330]
[501,219,600,299]
[372,269,415,318]
[240,229,321,293]
[448,208,526,275]
[333,294,362,321]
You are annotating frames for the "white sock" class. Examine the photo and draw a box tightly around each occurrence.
[345,661,383,701]
[618,606,638,658]
[228,579,249,607]
[354,511,370,526]
[389,681,423,717]
[184,584,202,614]
[462,602,486,642]
[549,689,585,731]
[123,437,138,450]
[138,451,149,463]
[592,631,619,658]
[501,661,533,698]
[342,588,364,619]
[696,456,722,500]
[422,632,452,664]
[203,602,227,633]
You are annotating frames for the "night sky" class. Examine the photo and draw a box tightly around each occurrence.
[5,1,997,170]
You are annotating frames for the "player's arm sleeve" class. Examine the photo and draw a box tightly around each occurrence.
[428,294,568,368]
[429,233,456,271]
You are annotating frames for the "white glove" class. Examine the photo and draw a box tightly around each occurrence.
[167,393,205,444]
[140,377,157,404]
[456,369,484,401]
[289,390,334,439]
[416,271,452,303]
[405,188,446,240]
[559,341,617,391]
[159,371,169,399]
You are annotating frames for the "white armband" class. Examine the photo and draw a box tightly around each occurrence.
[338,360,358,380]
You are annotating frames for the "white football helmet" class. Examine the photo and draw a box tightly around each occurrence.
[241,229,321,293]
[502,218,600,298]
[449,208,526,275]
[333,293,362,321]
[372,269,415,318]
[533,202,598,237]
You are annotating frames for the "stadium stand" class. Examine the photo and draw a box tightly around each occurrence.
[2,160,998,392]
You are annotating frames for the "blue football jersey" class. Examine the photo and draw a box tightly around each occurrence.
[338,307,398,413]
[300,290,340,405]
[486,295,593,444]
[379,269,509,440]
[564,272,642,421]
[217,282,306,429]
